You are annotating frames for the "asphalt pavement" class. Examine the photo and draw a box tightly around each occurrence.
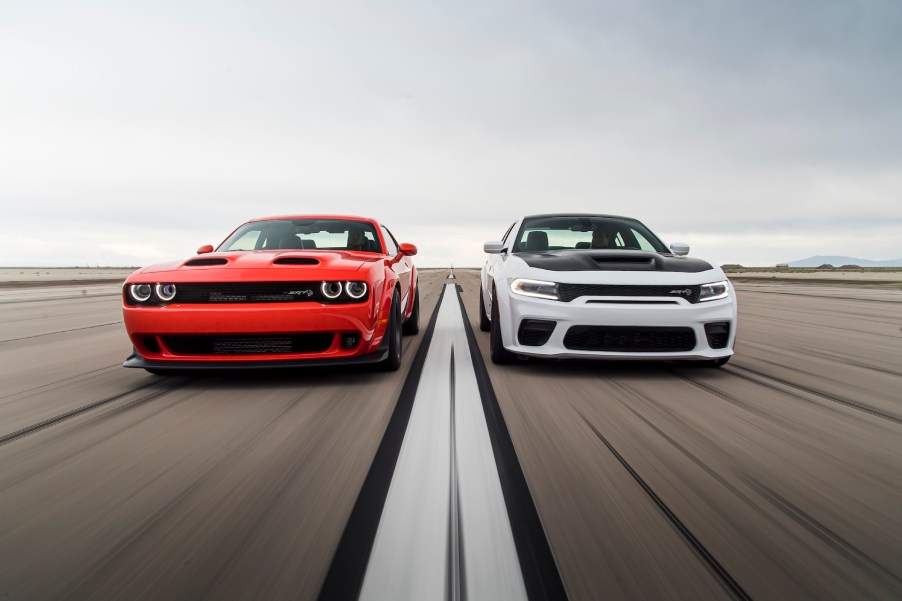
[0,269,899,600]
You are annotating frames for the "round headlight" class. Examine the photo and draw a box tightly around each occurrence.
[130,283,152,302]
[345,281,367,299]
[321,281,343,299]
[156,283,177,302]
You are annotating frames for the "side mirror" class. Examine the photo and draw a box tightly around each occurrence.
[197,244,214,254]
[484,241,504,254]
[670,242,690,256]
[399,243,417,256]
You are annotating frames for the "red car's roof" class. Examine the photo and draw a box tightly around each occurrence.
[247,215,378,224]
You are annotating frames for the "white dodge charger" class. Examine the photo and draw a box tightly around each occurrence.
[478,214,736,366]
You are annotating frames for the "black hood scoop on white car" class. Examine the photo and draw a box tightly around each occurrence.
[516,250,712,272]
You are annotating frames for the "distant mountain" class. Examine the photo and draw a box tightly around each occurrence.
[787,255,902,267]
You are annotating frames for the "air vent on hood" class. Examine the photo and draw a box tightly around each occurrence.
[184,258,228,266]
[274,257,319,265]
[592,256,653,264]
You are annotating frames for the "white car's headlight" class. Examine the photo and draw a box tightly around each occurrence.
[510,278,559,300]
[699,280,730,302]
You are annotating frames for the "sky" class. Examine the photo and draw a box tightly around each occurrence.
[1,0,900,268]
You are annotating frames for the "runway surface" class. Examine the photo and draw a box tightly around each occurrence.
[0,269,900,600]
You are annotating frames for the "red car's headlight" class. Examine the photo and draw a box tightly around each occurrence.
[345,281,367,299]
[129,284,152,302]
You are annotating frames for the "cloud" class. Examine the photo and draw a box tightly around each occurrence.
[1,0,900,267]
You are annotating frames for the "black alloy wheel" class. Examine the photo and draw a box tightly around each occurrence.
[402,286,420,336]
[379,293,403,371]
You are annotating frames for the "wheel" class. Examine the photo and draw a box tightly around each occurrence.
[402,287,420,335]
[379,293,403,371]
[478,286,490,332]
[490,288,516,364]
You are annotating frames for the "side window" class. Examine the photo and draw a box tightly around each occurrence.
[380,226,399,256]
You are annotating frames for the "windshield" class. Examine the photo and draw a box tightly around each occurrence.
[218,219,382,253]
[512,215,668,253]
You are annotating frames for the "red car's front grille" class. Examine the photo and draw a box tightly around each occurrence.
[173,282,326,303]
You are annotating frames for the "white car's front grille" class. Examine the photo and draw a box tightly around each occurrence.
[557,284,701,303]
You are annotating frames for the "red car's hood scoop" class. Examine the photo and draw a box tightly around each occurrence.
[139,251,372,274]
[273,256,319,265]
[184,257,229,267]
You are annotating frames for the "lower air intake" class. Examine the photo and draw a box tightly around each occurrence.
[563,326,696,352]
[162,334,334,355]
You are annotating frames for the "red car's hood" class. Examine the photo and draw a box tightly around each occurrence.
[134,250,382,277]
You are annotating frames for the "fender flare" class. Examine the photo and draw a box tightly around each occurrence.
[403,265,418,319]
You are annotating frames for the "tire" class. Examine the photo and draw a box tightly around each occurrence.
[402,287,420,336]
[478,286,490,332]
[379,293,403,371]
[490,288,516,364]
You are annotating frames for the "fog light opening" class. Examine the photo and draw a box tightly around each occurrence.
[341,333,360,349]
[143,336,162,353]
[518,319,557,346]
[704,322,730,349]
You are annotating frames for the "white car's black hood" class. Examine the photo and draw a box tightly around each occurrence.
[514,250,712,273]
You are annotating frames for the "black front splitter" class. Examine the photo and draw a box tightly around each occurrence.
[122,347,389,370]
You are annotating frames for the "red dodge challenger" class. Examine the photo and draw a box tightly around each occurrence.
[122,215,418,374]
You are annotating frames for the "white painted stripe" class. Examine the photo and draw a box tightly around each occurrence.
[360,284,527,601]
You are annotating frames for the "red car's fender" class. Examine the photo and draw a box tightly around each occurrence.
[364,265,400,353]
[404,265,418,317]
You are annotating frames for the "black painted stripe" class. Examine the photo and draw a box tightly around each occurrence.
[0,380,185,446]
[0,293,121,305]
[0,321,123,344]
[579,413,753,601]
[727,364,902,425]
[453,285,570,601]
[317,289,444,601]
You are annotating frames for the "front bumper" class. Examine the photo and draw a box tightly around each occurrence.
[498,291,737,360]
[122,302,387,365]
